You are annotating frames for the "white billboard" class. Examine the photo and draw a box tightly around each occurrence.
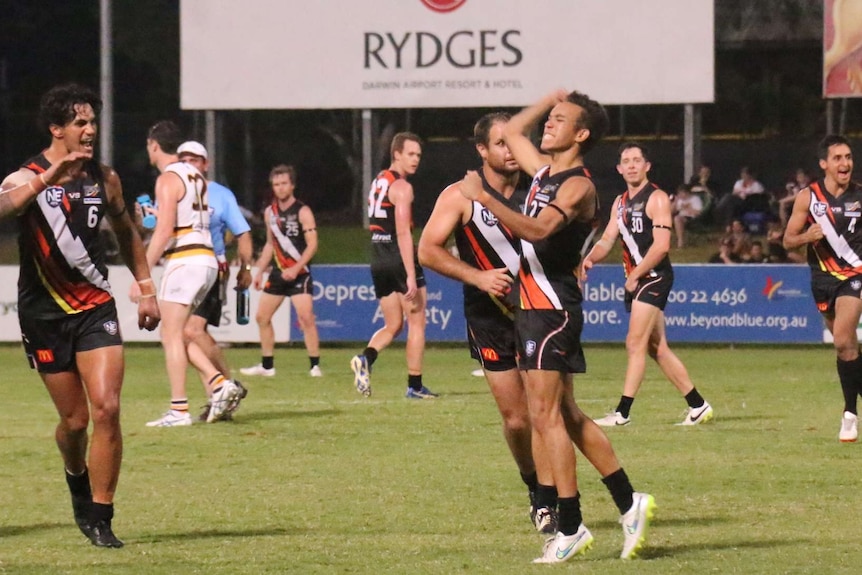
[180,0,714,109]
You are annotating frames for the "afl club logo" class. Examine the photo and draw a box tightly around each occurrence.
[525,340,537,357]
[420,0,467,13]
[481,208,498,226]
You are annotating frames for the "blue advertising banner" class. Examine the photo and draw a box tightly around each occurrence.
[311,265,467,342]
[581,264,822,343]
[309,264,822,344]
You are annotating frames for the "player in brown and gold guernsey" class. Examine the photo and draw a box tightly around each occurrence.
[0,83,160,547]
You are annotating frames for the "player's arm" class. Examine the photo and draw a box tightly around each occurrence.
[251,207,275,290]
[626,189,672,286]
[502,90,565,177]
[103,166,160,330]
[223,192,254,288]
[461,169,592,243]
[390,179,419,299]
[0,152,93,218]
[783,188,822,249]
[580,196,621,281]
[145,172,180,270]
[418,183,513,297]
[286,205,318,277]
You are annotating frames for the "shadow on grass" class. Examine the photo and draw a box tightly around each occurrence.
[0,522,68,536]
[589,514,734,531]
[134,526,302,544]
[236,408,342,423]
[643,536,808,559]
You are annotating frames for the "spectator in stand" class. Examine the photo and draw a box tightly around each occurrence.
[778,168,812,227]
[714,166,765,227]
[672,183,703,249]
[743,240,770,263]
[708,219,751,264]
[766,222,805,263]
[688,165,716,222]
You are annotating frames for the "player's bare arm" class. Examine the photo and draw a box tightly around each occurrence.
[503,91,564,177]
[390,179,419,300]
[253,208,275,290]
[783,188,822,249]
[581,196,622,281]
[145,171,181,271]
[235,231,254,290]
[282,205,317,282]
[418,183,513,298]
[103,166,160,330]
[626,189,672,290]
[461,170,593,243]
[0,151,93,219]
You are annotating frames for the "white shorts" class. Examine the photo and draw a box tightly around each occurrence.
[159,263,218,310]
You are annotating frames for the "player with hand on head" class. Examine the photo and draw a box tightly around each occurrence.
[459,90,655,563]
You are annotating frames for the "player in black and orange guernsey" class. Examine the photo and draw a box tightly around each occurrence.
[581,142,713,427]
[459,91,654,564]
[0,83,160,548]
[350,132,437,399]
[419,112,551,529]
[241,164,321,378]
[784,134,862,443]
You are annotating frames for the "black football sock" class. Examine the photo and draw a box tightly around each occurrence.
[557,494,583,536]
[602,468,635,515]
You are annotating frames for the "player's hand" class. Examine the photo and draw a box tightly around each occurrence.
[42,151,92,187]
[460,170,483,201]
[625,276,639,294]
[137,297,161,331]
[236,267,252,290]
[807,223,824,242]
[281,266,299,282]
[578,258,594,283]
[252,272,263,291]
[404,277,418,301]
[474,267,513,297]
[544,89,569,107]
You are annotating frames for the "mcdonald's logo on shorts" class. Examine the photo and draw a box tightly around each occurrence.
[480,347,499,361]
[35,349,55,364]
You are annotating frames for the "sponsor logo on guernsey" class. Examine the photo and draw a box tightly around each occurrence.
[481,208,498,226]
[103,321,119,336]
[65,190,81,200]
[44,186,64,208]
[525,340,536,357]
[813,202,828,217]
[84,184,100,198]
[632,202,645,211]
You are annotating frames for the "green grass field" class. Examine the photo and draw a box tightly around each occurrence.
[0,343,857,574]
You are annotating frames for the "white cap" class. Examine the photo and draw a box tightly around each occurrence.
[177,140,208,160]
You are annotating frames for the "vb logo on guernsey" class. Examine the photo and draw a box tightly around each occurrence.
[420,0,467,13]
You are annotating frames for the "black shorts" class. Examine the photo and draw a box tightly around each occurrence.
[467,312,517,372]
[194,279,224,327]
[370,259,426,298]
[625,272,673,312]
[810,272,862,315]
[264,271,313,297]
[20,301,123,374]
[516,309,586,373]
